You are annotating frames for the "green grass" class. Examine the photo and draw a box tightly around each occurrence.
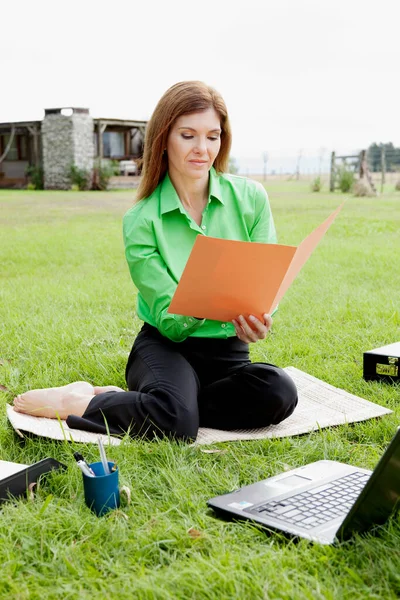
[0,183,399,599]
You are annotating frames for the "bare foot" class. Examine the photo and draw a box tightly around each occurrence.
[13,381,95,419]
[93,385,125,394]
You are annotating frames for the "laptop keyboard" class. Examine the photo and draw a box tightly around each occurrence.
[251,471,370,530]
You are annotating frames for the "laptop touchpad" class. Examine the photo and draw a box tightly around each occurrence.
[263,474,312,491]
[278,475,312,486]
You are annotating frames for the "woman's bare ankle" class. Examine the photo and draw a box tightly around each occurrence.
[93,385,125,395]
[59,392,94,419]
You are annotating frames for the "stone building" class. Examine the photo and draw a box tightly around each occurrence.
[0,107,147,189]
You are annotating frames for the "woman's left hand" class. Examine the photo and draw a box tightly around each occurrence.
[232,313,272,344]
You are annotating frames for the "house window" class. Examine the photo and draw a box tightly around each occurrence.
[19,136,28,160]
[103,131,124,158]
[0,134,28,160]
[2,134,18,160]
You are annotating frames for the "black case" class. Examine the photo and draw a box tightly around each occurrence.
[0,458,67,503]
[363,342,400,383]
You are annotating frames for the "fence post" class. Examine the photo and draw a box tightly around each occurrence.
[329,151,335,192]
[296,149,302,181]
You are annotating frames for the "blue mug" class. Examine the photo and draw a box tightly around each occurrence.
[82,461,120,516]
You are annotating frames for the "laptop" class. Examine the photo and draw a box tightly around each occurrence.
[208,427,400,545]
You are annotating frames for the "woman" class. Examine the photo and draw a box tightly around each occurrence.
[13,81,298,441]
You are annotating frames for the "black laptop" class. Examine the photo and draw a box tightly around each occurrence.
[208,427,400,545]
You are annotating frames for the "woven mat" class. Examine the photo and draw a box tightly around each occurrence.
[6,367,392,446]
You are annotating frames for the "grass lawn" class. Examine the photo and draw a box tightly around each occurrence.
[0,181,399,599]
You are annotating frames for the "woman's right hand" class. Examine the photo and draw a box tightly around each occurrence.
[232,313,272,344]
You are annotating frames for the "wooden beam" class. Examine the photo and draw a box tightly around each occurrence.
[97,121,104,159]
[336,155,359,160]
[125,130,130,155]
[94,119,147,129]
[27,126,40,166]
[33,129,39,166]
[0,126,33,136]
[26,132,32,164]
[0,120,41,127]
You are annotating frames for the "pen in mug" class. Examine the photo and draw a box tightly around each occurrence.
[74,452,95,476]
[75,460,95,477]
[97,436,111,475]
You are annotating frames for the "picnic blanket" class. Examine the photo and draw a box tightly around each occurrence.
[6,367,392,446]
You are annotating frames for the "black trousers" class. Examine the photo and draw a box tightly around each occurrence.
[67,323,298,441]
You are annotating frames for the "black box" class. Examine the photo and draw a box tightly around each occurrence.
[363,342,400,382]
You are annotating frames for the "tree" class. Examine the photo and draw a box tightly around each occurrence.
[367,142,400,172]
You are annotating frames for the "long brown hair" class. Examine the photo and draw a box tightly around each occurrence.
[136,81,232,201]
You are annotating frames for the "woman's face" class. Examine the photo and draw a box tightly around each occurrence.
[166,108,221,181]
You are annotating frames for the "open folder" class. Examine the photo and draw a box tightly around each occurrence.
[168,203,343,322]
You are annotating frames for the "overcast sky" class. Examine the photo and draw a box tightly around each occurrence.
[2,0,399,171]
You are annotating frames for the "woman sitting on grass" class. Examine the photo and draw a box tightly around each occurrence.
[13,81,298,441]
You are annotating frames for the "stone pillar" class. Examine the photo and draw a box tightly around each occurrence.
[42,108,94,190]
[72,112,94,175]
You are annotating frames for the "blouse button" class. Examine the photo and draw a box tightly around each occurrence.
[183,323,188,328]
[201,225,206,230]
[221,323,226,328]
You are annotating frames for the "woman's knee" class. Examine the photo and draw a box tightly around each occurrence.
[268,368,298,422]
[170,407,199,441]
[141,390,200,442]
[125,347,200,441]
[245,363,298,424]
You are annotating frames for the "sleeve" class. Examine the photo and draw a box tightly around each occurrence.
[123,210,205,343]
[249,182,279,316]
[249,182,277,244]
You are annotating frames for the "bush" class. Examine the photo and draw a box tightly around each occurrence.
[337,166,355,193]
[69,165,91,191]
[92,159,120,190]
[311,176,322,192]
[395,180,400,191]
[25,165,44,190]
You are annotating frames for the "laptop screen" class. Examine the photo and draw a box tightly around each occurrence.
[338,428,400,540]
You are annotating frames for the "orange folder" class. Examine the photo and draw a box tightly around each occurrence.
[168,203,344,322]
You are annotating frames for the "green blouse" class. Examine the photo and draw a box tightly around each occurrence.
[123,167,277,342]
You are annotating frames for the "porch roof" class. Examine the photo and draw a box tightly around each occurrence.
[94,118,147,130]
[0,121,41,134]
